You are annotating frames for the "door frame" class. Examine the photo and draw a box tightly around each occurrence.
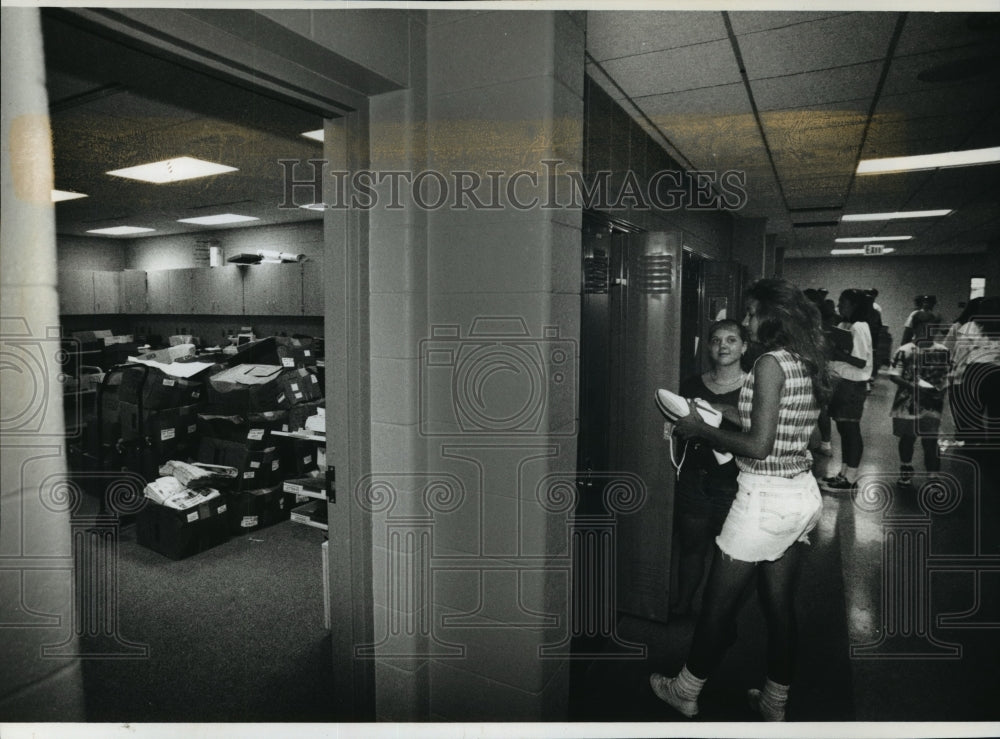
[55,7,376,719]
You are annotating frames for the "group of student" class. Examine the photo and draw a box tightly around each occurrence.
[650,278,999,722]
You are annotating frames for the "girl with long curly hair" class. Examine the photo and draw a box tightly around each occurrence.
[651,278,831,721]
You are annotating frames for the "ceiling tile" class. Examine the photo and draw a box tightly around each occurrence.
[598,39,741,98]
[882,43,1000,96]
[750,62,882,111]
[635,82,750,116]
[737,13,898,78]
[895,12,1000,56]
[586,11,728,61]
[726,11,848,36]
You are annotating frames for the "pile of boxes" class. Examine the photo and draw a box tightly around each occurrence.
[90,336,327,559]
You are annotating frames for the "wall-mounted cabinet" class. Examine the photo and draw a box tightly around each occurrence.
[58,270,121,314]
[190,266,244,315]
[243,263,304,316]
[120,270,147,313]
[58,264,321,317]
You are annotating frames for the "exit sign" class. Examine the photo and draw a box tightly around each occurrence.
[864,244,885,255]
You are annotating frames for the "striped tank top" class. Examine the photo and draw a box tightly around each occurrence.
[737,348,819,477]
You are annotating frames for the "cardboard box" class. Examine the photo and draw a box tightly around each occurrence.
[280,439,318,476]
[196,437,281,491]
[225,486,292,534]
[119,365,204,409]
[276,338,318,369]
[136,497,230,560]
[196,410,288,450]
[286,400,324,432]
[207,364,286,411]
[276,367,322,407]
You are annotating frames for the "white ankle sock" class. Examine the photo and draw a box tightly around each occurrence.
[750,677,789,721]
[674,665,707,701]
[844,466,859,483]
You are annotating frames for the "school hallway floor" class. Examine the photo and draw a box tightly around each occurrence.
[569,374,1000,723]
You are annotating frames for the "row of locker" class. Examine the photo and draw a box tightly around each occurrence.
[58,262,323,316]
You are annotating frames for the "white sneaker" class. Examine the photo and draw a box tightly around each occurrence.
[650,673,698,718]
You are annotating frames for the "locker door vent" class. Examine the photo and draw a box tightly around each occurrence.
[584,250,610,294]
[638,254,673,294]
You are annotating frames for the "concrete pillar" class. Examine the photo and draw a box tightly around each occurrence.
[1,6,86,720]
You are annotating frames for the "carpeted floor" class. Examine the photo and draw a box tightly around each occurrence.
[75,508,338,722]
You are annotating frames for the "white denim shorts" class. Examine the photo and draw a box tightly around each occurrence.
[715,470,823,563]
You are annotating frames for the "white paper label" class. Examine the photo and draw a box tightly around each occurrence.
[294,391,303,400]
[304,350,311,357]
[303,455,312,465]
[218,504,227,514]
[161,428,176,441]
[310,374,318,384]
[284,482,303,494]
[244,470,255,479]
[192,391,200,398]
[188,424,197,434]
[241,516,259,528]
[250,460,261,469]
[291,382,300,392]
[247,428,265,441]
[277,393,286,404]
[186,511,199,522]
[163,378,176,387]
[281,357,295,367]
[272,460,280,471]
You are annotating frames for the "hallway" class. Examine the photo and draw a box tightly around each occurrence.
[571,373,1000,723]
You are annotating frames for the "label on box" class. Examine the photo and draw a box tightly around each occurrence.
[161,428,176,441]
[250,460,261,469]
[291,382,300,392]
[188,423,197,434]
[303,455,312,465]
[304,350,312,357]
[284,482,304,494]
[272,460,280,471]
[277,393,286,404]
[187,510,199,522]
[241,516,259,528]
[281,357,295,368]
[244,470,255,479]
[163,378,176,387]
[192,390,201,399]
[311,375,318,384]
[294,392,304,400]
[248,428,265,441]
[218,504,227,514]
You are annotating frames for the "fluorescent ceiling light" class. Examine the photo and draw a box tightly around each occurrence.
[835,235,912,243]
[857,146,1000,175]
[107,156,237,183]
[841,209,952,222]
[831,247,896,255]
[302,129,324,142]
[300,203,325,211]
[177,213,260,226]
[86,226,155,236]
[51,189,87,202]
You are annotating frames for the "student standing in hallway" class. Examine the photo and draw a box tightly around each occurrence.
[820,289,874,493]
[669,319,749,617]
[650,278,830,721]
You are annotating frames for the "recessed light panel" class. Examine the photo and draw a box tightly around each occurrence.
[86,226,155,236]
[300,203,325,211]
[107,156,238,183]
[841,209,952,222]
[51,189,88,202]
[835,235,912,243]
[177,213,260,225]
[302,130,324,142]
[857,147,1000,175]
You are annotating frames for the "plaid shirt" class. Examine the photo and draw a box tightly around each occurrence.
[737,349,819,478]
